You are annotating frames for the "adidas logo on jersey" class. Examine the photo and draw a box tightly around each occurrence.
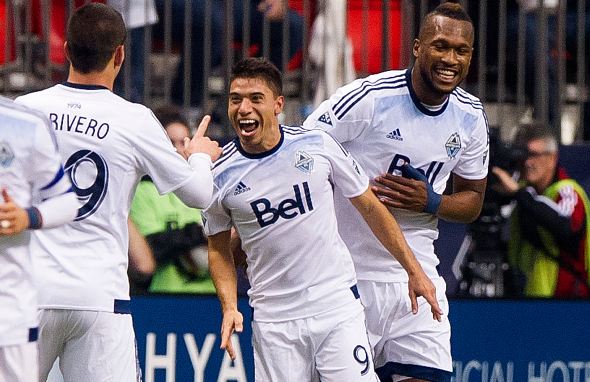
[233,181,251,195]
[318,111,332,126]
[386,128,403,141]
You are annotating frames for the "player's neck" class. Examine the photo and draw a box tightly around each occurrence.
[67,67,114,91]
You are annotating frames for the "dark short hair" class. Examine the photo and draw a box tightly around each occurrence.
[154,105,189,130]
[420,1,473,38]
[230,58,283,97]
[66,3,126,73]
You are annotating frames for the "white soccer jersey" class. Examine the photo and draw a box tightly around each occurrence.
[304,68,489,282]
[0,97,71,346]
[203,126,369,322]
[15,83,199,312]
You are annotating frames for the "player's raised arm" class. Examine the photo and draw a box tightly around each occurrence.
[208,230,243,360]
[350,188,443,321]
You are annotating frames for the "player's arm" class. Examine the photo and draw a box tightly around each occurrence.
[373,166,486,223]
[208,229,243,360]
[437,174,487,223]
[349,188,443,321]
[0,188,78,236]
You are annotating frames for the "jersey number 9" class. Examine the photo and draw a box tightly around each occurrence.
[65,150,109,221]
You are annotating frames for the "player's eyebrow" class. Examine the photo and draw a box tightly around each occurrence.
[229,91,266,98]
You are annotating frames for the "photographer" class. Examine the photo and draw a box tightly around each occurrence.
[492,123,590,298]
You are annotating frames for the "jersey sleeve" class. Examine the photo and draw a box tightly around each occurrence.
[132,110,196,194]
[202,184,232,236]
[320,132,370,198]
[303,78,375,143]
[454,109,490,180]
[32,118,72,200]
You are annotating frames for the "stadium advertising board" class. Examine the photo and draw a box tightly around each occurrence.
[131,297,590,382]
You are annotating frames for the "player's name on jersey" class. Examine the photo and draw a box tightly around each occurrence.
[49,112,110,139]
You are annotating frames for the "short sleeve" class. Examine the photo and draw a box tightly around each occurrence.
[202,184,232,236]
[320,132,370,198]
[454,110,489,180]
[33,120,72,200]
[132,110,195,194]
[303,78,375,144]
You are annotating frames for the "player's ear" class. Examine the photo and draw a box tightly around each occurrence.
[412,38,421,59]
[114,45,125,68]
[274,95,285,116]
[64,42,71,63]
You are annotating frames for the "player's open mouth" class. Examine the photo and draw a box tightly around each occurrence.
[434,68,458,83]
[238,119,259,136]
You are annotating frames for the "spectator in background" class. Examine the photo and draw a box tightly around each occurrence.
[109,0,158,102]
[153,0,304,107]
[492,123,590,298]
[130,105,215,294]
[127,218,156,295]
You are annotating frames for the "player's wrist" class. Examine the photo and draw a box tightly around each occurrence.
[424,190,442,214]
[25,207,43,229]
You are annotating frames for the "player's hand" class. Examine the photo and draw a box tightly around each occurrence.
[183,115,222,162]
[220,309,244,360]
[491,166,519,194]
[0,189,29,236]
[407,270,443,322]
[372,164,441,214]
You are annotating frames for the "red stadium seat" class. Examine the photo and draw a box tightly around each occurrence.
[0,0,16,64]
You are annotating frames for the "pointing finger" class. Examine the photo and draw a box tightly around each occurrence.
[194,115,211,137]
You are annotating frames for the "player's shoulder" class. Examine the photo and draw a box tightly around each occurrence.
[1,95,50,129]
[450,86,485,116]
[330,69,409,120]
[212,139,241,173]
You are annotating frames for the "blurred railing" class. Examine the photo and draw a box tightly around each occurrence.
[1,0,588,142]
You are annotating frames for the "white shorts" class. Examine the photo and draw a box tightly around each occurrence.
[0,342,38,382]
[358,277,452,382]
[37,309,141,382]
[252,299,379,382]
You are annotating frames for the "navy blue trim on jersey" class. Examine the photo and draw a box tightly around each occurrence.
[451,91,484,111]
[334,73,406,120]
[236,126,284,159]
[376,362,451,382]
[63,82,110,91]
[40,166,65,191]
[213,142,239,170]
[350,284,360,299]
[28,327,39,342]
[406,68,450,116]
[114,299,132,314]
[282,125,308,135]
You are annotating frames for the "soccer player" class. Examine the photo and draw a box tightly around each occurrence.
[0,97,78,382]
[15,4,221,381]
[203,57,441,382]
[304,2,488,381]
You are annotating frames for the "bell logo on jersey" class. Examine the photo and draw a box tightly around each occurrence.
[0,141,15,167]
[250,182,314,228]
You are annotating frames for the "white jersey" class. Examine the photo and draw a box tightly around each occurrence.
[304,69,489,282]
[203,126,369,322]
[0,97,71,346]
[15,83,199,312]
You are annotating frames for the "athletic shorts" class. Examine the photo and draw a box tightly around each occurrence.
[358,277,452,382]
[0,341,38,382]
[37,309,141,382]
[252,299,380,382]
